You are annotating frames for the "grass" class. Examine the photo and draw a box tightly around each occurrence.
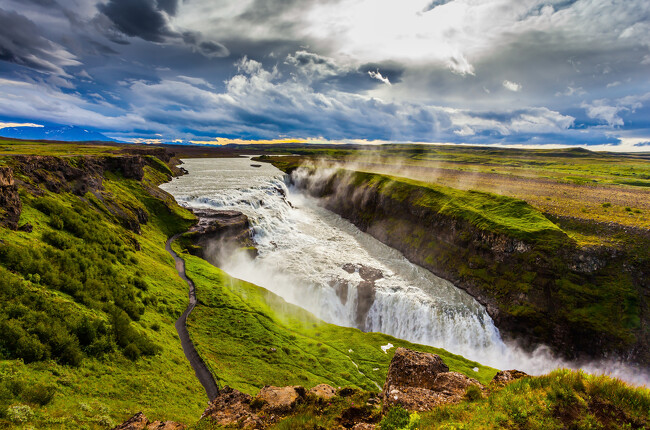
[346,170,567,245]
[418,369,650,429]
[181,251,497,396]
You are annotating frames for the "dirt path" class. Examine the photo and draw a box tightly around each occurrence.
[166,234,220,401]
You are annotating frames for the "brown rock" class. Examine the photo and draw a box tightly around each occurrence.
[112,413,185,430]
[0,167,14,186]
[352,424,376,430]
[491,369,528,385]
[201,386,265,429]
[309,383,337,400]
[0,169,21,230]
[255,385,306,413]
[383,348,449,392]
[381,348,483,412]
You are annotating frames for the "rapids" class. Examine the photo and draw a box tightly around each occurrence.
[160,157,649,386]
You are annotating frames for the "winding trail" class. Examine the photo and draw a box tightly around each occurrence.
[166,234,220,401]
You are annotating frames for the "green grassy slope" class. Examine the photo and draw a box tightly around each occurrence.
[347,170,567,245]
[181,251,498,395]
[0,157,206,428]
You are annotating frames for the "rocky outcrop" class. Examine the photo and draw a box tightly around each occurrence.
[200,385,306,429]
[491,369,529,386]
[185,209,257,266]
[0,167,21,230]
[381,348,483,411]
[112,412,185,430]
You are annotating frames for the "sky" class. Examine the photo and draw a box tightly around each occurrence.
[0,0,649,149]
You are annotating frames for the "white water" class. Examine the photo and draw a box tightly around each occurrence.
[161,157,649,386]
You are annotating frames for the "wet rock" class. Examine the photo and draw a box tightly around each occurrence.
[358,265,383,282]
[381,348,483,411]
[355,281,376,328]
[329,277,349,305]
[255,385,306,413]
[491,369,529,386]
[342,263,357,274]
[309,384,337,400]
[112,412,185,430]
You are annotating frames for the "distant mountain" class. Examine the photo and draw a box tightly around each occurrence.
[0,125,117,142]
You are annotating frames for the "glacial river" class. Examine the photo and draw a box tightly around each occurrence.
[160,157,649,386]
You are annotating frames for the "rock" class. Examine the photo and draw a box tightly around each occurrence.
[17,223,32,233]
[0,167,21,230]
[309,384,337,400]
[187,209,257,265]
[381,348,483,412]
[201,385,306,429]
[352,424,376,430]
[201,386,265,429]
[0,167,14,186]
[255,385,306,413]
[383,348,449,391]
[112,412,185,430]
[491,369,528,385]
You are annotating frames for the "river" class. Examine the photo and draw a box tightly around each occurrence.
[160,157,649,386]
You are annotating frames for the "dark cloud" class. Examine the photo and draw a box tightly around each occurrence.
[422,0,454,13]
[98,0,178,43]
[0,8,77,74]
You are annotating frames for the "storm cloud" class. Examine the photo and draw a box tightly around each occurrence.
[0,0,648,149]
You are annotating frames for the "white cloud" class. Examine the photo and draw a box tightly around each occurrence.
[0,122,43,129]
[502,80,521,92]
[582,92,650,127]
[368,70,391,85]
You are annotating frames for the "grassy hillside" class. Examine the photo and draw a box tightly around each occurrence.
[180,250,497,395]
[0,153,207,428]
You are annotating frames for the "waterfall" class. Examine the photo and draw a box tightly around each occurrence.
[161,157,649,386]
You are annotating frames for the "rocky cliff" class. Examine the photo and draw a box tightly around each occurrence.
[286,167,649,365]
[181,209,257,266]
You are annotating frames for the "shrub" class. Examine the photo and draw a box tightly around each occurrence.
[6,404,34,424]
[124,343,141,361]
[601,202,611,208]
[15,334,49,363]
[22,383,56,406]
[379,405,412,430]
[464,384,483,401]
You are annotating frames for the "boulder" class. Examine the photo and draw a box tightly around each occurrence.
[112,412,185,430]
[187,209,257,264]
[255,385,306,413]
[381,348,483,412]
[309,383,337,400]
[491,369,528,386]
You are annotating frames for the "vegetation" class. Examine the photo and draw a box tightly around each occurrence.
[419,369,650,429]
[0,147,205,427]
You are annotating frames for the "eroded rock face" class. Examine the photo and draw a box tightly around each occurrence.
[338,263,384,330]
[0,167,21,230]
[112,412,185,430]
[381,348,483,411]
